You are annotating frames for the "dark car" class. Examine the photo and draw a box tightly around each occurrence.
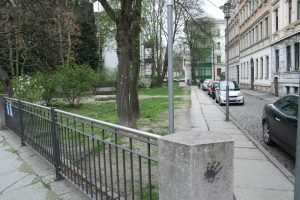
[262,94,298,157]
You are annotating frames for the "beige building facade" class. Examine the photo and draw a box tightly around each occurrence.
[270,0,300,96]
[227,0,241,82]
[238,0,272,93]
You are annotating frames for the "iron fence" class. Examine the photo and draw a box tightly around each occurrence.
[4,97,161,200]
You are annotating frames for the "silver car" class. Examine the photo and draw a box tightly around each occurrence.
[215,81,244,105]
[201,79,212,91]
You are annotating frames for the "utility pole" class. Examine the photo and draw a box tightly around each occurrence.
[295,74,300,200]
[222,2,231,121]
[212,41,215,81]
[167,0,174,134]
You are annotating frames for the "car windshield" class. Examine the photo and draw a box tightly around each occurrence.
[219,81,240,91]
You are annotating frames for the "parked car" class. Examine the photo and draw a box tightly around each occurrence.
[207,81,212,96]
[215,81,244,105]
[262,94,298,157]
[201,79,212,91]
[208,81,220,99]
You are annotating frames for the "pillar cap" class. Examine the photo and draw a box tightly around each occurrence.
[159,129,233,146]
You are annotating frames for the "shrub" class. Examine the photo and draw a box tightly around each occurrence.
[56,63,95,106]
[91,68,117,94]
[139,76,152,89]
[12,75,44,102]
[35,72,58,106]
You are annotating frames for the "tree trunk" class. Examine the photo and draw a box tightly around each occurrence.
[161,48,168,83]
[115,19,133,127]
[5,27,15,76]
[130,0,142,120]
[58,20,65,64]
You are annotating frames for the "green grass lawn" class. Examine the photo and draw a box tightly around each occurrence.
[138,83,185,96]
[54,97,183,125]
[54,84,188,135]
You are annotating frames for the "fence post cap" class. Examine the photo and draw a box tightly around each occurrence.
[159,129,233,146]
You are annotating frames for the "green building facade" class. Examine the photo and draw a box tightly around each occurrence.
[194,45,212,82]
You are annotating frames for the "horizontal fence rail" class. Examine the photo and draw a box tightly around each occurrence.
[4,97,161,200]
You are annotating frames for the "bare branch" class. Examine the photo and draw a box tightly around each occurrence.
[99,0,116,22]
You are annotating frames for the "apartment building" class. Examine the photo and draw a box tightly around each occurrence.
[186,18,226,82]
[238,0,272,93]
[270,0,300,96]
[227,0,240,82]
[213,19,226,81]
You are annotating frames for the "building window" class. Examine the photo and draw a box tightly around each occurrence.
[217,56,221,63]
[247,61,249,79]
[288,0,292,24]
[260,57,263,79]
[265,56,269,79]
[295,87,299,94]
[286,86,290,94]
[260,21,263,41]
[287,46,291,71]
[276,49,280,72]
[295,43,299,70]
[256,59,259,79]
[216,42,221,49]
[265,17,269,37]
[275,9,279,31]
[255,26,258,43]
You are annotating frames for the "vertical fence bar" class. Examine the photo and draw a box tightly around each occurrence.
[18,100,25,146]
[51,108,63,180]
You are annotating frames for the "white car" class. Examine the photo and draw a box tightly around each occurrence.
[201,79,212,91]
[215,81,244,105]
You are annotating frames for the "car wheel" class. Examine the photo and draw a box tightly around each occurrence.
[263,121,273,145]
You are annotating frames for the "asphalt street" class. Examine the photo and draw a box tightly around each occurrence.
[217,93,295,174]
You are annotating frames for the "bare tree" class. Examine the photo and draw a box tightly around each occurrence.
[98,0,142,127]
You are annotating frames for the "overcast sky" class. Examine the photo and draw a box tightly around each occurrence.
[94,0,227,19]
[203,0,227,19]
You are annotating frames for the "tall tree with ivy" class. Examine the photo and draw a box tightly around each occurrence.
[74,0,98,69]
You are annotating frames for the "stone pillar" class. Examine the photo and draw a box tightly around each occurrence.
[158,129,234,200]
[0,94,7,129]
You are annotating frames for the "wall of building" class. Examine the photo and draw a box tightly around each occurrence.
[214,20,226,80]
[270,0,300,96]
[238,0,272,92]
[271,33,300,96]
[240,46,272,92]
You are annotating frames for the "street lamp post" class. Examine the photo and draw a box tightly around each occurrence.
[295,74,300,200]
[212,41,215,81]
[167,0,174,134]
[223,2,231,121]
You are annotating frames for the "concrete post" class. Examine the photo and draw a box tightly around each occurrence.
[158,130,234,200]
[0,94,7,130]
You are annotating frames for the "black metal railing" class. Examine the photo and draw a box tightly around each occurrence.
[4,97,160,200]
